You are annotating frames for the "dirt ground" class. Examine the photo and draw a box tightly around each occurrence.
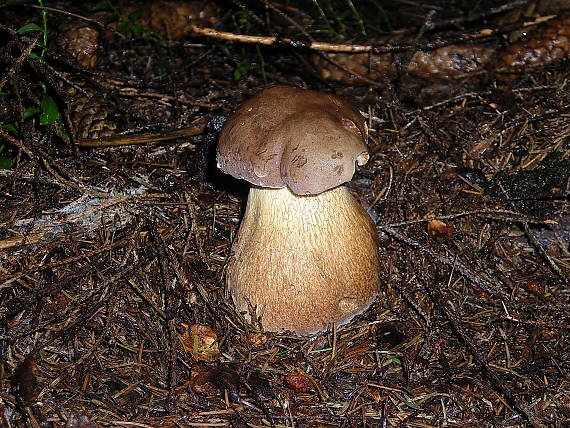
[1,0,569,427]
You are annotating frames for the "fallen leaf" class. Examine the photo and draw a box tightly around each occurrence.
[428,219,454,240]
[191,368,220,396]
[522,280,545,297]
[541,328,558,340]
[13,357,38,402]
[240,332,267,348]
[191,365,241,400]
[180,324,220,363]
[284,372,313,393]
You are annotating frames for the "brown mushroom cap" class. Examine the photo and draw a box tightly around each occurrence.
[217,86,369,195]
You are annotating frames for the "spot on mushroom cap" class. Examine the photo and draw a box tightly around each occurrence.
[217,86,369,195]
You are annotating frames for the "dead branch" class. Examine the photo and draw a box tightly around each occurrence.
[0,35,38,93]
[190,15,555,54]
[76,119,207,147]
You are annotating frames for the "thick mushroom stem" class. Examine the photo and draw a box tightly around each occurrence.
[227,185,380,334]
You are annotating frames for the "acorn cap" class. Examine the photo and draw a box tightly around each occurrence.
[217,86,369,195]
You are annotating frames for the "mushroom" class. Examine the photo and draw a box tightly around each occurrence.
[217,86,380,334]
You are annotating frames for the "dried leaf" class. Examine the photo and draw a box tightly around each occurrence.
[191,368,220,396]
[283,372,313,393]
[541,328,558,340]
[191,365,241,399]
[428,219,454,240]
[240,332,267,348]
[180,324,220,362]
[522,280,545,297]
[13,357,38,402]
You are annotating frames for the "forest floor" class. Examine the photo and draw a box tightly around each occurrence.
[0,0,569,427]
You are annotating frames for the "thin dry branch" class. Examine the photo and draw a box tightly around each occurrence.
[386,209,557,227]
[0,128,82,192]
[190,15,555,54]
[76,119,207,147]
[0,35,38,93]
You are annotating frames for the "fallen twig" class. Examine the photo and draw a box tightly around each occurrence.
[76,119,207,147]
[190,15,555,54]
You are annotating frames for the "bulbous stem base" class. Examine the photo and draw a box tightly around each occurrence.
[226,185,380,334]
